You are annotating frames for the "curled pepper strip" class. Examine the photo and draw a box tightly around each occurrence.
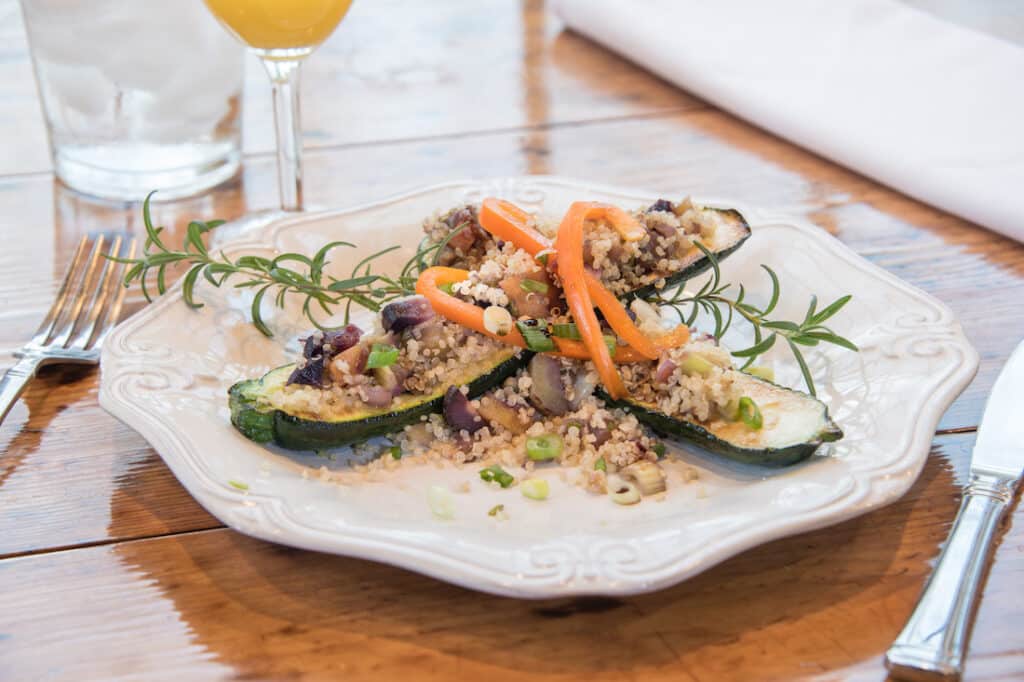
[479,198,688,359]
[415,266,648,363]
[554,202,627,398]
[478,199,550,255]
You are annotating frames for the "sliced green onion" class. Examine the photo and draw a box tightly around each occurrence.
[366,343,399,369]
[651,442,667,458]
[678,352,714,377]
[550,323,582,340]
[526,434,563,461]
[479,465,515,488]
[736,396,763,430]
[483,305,514,336]
[439,282,455,295]
[390,445,403,460]
[564,419,584,432]
[488,503,505,517]
[603,335,617,357]
[744,365,775,382]
[535,248,555,266]
[594,457,607,472]
[228,479,249,491]
[520,279,549,294]
[521,478,549,500]
[516,321,556,352]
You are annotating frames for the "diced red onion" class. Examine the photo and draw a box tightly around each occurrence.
[655,356,678,384]
[528,354,570,416]
[443,386,484,433]
[382,296,435,333]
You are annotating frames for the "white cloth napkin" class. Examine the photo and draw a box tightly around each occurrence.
[552,0,1024,243]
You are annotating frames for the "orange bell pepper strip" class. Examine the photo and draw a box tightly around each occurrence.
[478,199,551,255]
[479,198,677,360]
[554,202,627,398]
[415,266,649,363]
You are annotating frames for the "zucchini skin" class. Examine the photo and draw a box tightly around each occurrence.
[597,380,843,467]
[627,208,751,300]
[228,351,529,451]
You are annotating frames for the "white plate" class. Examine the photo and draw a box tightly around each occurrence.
[99,176,977,598]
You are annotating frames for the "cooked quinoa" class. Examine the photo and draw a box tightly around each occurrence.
[268,199,760,501]
[392,362,660,494]
[270,317,513,421]
[424,198,743,295]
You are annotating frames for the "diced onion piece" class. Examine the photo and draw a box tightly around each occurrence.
[478,397,526,434]
[427,485,456,519]
[619,461,667,495]
[521,478,550,500]
[483,305,514,336]
[608,477,641,505]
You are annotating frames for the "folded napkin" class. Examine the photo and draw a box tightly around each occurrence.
[552,0,1024,243]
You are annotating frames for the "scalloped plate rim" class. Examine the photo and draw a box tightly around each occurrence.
[98,175,979,598]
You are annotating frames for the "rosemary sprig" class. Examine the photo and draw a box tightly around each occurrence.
[114,193,436,337]
[644,243,857,395]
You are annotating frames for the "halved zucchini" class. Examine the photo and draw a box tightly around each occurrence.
[427,204,751,299]
[229,347,528,450]
[599,370,842,466]
[626,208,750,299]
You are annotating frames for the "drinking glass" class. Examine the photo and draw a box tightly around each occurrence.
[20,0,245,202]
[204,0,355,211]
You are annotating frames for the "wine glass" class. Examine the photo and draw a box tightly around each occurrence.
[204,0,354,211]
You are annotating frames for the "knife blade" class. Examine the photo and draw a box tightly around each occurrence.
[886,340,1024,681]
[970,341,1024,480]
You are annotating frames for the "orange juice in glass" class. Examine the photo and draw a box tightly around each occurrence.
[204,0,355,209]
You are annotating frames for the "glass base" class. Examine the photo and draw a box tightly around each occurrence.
[53,143,241,203]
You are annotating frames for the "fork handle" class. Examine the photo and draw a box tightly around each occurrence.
[0,356,41,425]
[886,473,1015,680]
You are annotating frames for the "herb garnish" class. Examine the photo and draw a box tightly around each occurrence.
[117,196,856,395]
[114,193,441,337]
[643,243,857,395]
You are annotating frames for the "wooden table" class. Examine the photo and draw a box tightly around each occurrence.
[1,2,1022,680]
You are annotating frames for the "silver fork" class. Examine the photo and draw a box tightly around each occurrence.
[0,234,137,425]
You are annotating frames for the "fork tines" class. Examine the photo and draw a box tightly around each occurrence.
[32,233,138,354]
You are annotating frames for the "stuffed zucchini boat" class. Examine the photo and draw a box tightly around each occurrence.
[228,297,528,451]
[227,196,847,500]
[424,197,751,301]
[598,340,842,466]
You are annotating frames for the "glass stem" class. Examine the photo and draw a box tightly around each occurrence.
[261,58,304,211]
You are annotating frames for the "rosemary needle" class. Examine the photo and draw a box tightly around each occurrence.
[112,192,439,337]
[643,242,858,395]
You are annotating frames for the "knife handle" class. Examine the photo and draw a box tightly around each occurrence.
[886,473,1015,681]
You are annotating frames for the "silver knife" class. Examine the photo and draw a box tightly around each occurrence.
[886,340,1024,681]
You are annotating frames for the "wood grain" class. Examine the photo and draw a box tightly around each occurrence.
[0,0,701,177]
[1,433,1020,682]
[2,109,1023,558]
[1,2,1024,680]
